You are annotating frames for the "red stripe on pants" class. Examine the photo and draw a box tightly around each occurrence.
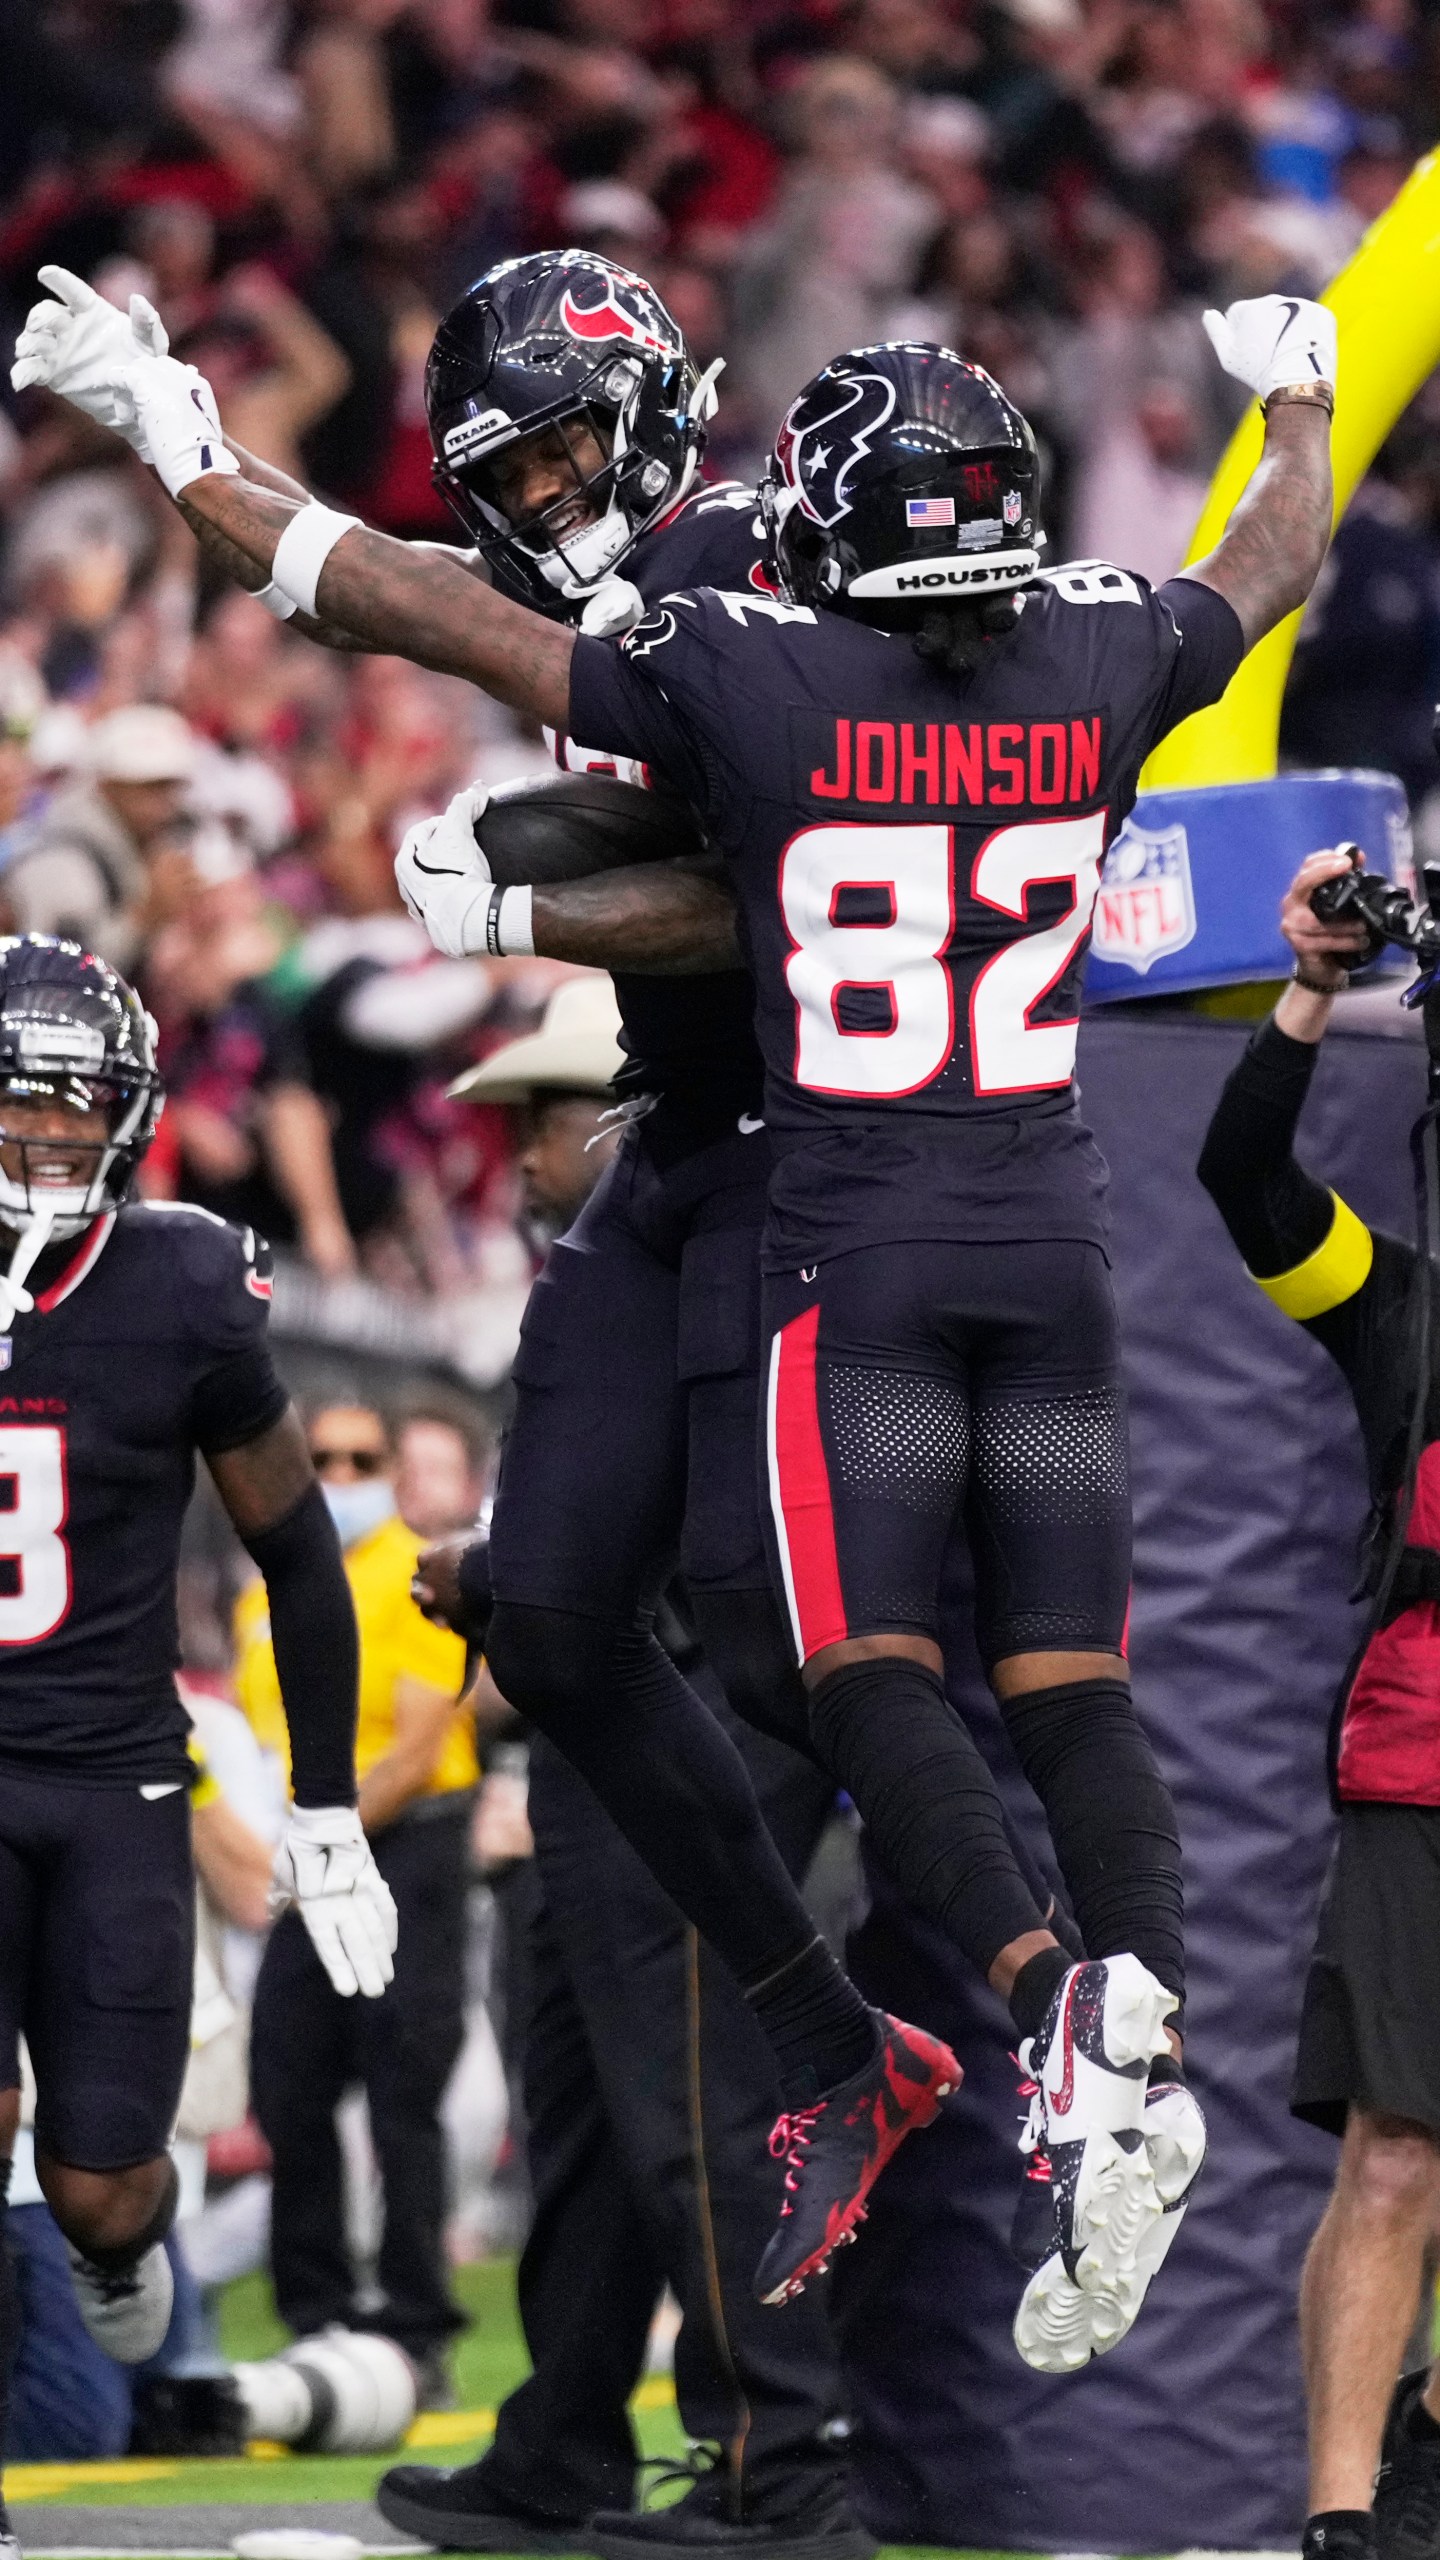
[773,1302,848,1659]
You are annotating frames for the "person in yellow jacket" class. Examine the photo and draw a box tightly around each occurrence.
[235,1401,474,2402]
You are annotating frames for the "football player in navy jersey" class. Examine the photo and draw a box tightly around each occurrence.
[0,937,393,2537]
[26,278,1335,2352]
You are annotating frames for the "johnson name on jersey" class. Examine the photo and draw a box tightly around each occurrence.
[0,1203,286,1781]
[568,563,1244,1262]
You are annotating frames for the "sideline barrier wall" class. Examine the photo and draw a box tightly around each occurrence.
[837,1006,1423,2551]
[1087,769,1411,1000]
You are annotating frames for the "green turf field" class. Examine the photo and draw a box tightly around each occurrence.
[6,2259,689,2511]
[0,2261,969,2559]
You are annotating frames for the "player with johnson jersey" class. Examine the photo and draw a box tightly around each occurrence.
[0,936,395,2547]
[49,277,1335,2352]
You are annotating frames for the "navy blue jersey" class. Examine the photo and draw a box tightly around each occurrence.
[569,563,1244,1264]
[548,482,772,1127]
[0,1203,286,1782]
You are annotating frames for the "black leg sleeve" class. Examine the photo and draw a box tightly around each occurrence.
[808,1659,1047,1976]
[999,1677,1186,2017]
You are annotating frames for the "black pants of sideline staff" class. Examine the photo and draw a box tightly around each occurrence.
[476,1722,844,2524]
[251,1797,470,2362]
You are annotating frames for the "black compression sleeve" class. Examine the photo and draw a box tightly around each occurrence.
[242,1482,359,1808]
[1196,1016,1335,1276]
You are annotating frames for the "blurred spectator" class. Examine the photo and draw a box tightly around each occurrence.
[145,853,360,1280]
[1282,451,1440,810]
[0,705,197,973]
[396,1409,486,1540]
[238,1400,475,2403]
[732,56,937,418]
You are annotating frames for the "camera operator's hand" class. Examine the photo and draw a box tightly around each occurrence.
[1281,848,1373,987]
[1277,848,1371,1041]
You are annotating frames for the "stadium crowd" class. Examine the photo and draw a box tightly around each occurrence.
[0,0,1439,1322]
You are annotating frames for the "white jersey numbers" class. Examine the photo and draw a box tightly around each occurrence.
[0,1424,71,1643]
[971,813,1106,1094]
[781,823,954,1098]
[778,813,1106,1102]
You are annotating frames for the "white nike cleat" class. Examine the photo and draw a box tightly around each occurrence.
[1132,2074,1207,2290]
[1011,1955,1177,2373]
[66,2238,174,2363]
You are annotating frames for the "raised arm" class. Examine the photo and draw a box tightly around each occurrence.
[1182,403,1333,653]
[1182,293,1338,651]
[178,467,576,724]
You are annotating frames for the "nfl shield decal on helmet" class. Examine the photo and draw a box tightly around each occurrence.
[0,1340,13,1371]
[1003,488,1022,525]
[1092,820,1197,974]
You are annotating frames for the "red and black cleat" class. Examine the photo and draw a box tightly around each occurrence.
[753,2010,961,2306]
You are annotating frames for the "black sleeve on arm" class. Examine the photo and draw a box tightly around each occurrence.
[242,1482,360,1809]
[1196,1014,1335,1275]
[1154,577,1247,736]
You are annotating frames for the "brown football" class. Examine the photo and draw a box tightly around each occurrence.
[476,772,702,887]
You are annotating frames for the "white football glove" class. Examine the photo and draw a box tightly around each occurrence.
[271,1805,398,2000]
[11,264,151,446]
[1202,293,1337,401]
[10,262,236,495]
[395,784,493,957]
[579,576,645,638]
[121,350,238,498]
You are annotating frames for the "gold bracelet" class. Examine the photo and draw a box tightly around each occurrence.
[1262,381,1335,419]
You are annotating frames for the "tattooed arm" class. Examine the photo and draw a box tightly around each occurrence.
[1182,404,1332,651]
[187,442,485,654]
[177,471,576,724]
[530,860,741,974]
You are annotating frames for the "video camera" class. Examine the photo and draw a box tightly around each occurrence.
[1310,846,1440,979]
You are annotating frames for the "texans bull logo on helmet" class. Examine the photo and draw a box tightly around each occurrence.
[558,274,678,360]
[774,371,899,531]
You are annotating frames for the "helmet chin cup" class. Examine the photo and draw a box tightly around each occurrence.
[0,1170,94,1242]
[537,504,638,597]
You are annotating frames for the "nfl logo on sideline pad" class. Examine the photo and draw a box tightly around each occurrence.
[1092,820,1198,975]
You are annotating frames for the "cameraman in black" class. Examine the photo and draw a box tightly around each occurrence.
[1199,847,1440,2560]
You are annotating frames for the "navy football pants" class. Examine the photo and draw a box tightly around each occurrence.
[489,1120,808,1750]
[762,1237,1132,1667]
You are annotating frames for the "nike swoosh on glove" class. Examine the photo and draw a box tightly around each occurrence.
[11,265,154,450]
[271,1805,399,1999]
[395,784,493,956]
[1202,293,1338,400]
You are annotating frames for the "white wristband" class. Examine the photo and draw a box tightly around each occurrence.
[484,884,534,957]
[271,503,363,619]
[253,578,299,622]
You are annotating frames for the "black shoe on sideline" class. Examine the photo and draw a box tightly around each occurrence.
[1377,2372,1440,2560]
[588,2455,876,2560]
[376,2461,595,2553]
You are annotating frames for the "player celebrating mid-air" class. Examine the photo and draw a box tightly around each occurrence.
[15,276,1334,2364]
[0,936,393,2543]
